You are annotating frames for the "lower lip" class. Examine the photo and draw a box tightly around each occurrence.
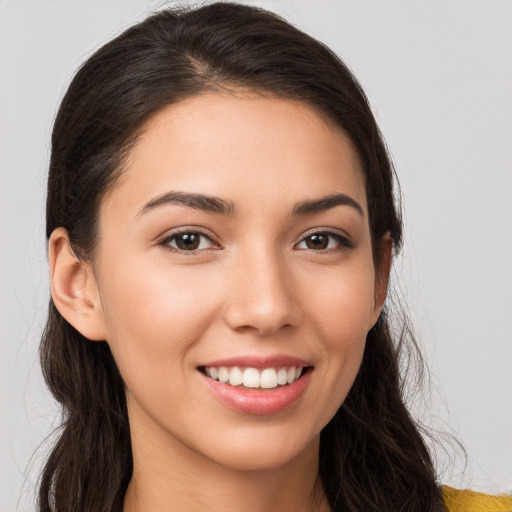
[200,370,311,415]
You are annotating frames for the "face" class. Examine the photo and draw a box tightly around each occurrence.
[90,93,387,472]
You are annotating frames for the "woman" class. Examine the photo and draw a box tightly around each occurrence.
[38,3,511,512]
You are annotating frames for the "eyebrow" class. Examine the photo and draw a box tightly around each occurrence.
[292,193,364,217]
[138,191,363,218]
[138,191,236,217]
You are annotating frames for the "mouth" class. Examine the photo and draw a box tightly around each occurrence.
[198,365,312,390]
[197,356,313,415]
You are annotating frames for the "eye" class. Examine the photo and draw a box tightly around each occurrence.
[160,230,217,252]
[296,231,353,251]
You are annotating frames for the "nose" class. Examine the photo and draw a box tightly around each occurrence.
[222,248,300,335]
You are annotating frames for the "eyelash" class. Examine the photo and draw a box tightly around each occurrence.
[158,229,355,254]
[295,230,355,252]
[158,229,219,255]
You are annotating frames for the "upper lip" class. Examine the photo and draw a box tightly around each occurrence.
[199,355,313,369]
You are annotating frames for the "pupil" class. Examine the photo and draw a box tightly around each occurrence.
[177,233,200,250]
[307,234,328,250]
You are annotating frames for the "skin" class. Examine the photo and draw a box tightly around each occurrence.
[49,92,391,512]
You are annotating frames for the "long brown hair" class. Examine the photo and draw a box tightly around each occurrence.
[39,3,443,511]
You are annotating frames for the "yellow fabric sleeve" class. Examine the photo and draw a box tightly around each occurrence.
[442,486,512,512]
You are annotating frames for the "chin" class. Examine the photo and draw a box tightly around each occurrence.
[203,429,320,473]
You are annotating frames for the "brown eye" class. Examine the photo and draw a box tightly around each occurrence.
[175,233,200,250]
[296,231,354,251]
[304,234,329,250]
[164,231,215,252]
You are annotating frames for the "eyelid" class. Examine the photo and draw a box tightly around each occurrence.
[157,227,222,253]
[294,227,355,250]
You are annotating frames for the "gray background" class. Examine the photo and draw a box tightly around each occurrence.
[1,1,511,510]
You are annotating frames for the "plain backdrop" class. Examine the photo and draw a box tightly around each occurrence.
[1,1,511,510]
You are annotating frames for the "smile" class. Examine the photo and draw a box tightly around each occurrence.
[198,356,313,415]
[204,366,304,389]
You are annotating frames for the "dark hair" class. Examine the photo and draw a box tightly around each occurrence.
[40,3,443,511]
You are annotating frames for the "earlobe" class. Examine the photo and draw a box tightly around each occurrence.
[49,227,107,341]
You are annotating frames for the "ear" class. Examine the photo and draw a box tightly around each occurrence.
[49,227,107,341]
[369,232,393,328]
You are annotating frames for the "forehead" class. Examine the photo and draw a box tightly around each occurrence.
[106,92,367,217]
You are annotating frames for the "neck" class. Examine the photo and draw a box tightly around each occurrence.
[123,407,329,512]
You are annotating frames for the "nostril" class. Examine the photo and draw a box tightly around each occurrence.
[222,304,299,336]
[221,268,300,334]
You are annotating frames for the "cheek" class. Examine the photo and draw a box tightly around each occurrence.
[301,265,375,401]
[98,261,221,385]
[307,262,376,339]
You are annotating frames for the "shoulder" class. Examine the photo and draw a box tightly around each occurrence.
[442,486,512,512]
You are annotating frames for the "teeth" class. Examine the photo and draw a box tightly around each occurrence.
[229,366,243,386]
[277,368,288,385]
[205,365,305,389]
[243,368,260,388]
[218,367,229,383]
[260,368,277,389]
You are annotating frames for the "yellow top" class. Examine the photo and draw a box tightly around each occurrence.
[442,486,512,512]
